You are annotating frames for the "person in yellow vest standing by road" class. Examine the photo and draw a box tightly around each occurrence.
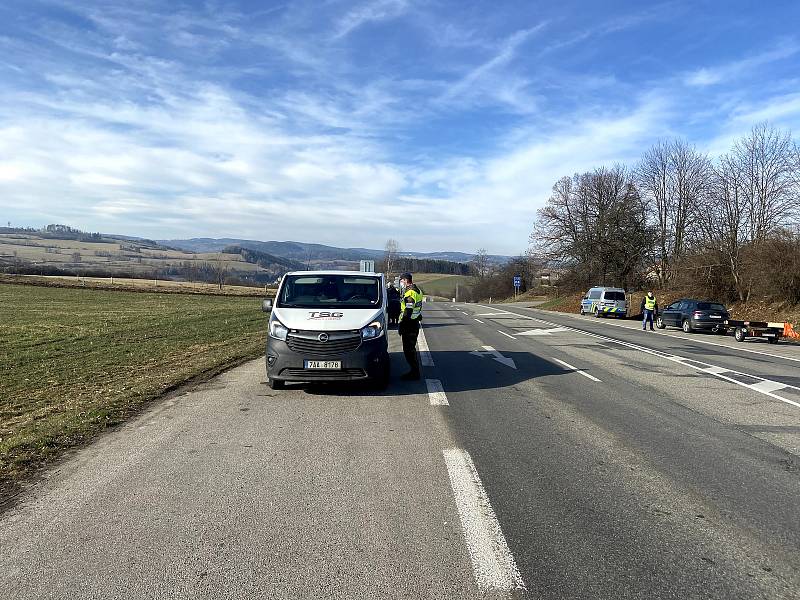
[640,291,658,331]
[398,272,423,380]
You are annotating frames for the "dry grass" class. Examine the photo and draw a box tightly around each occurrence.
[0,273,273,297]
[0,283,269,495]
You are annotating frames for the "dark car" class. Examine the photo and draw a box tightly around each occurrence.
[656,298,730,334]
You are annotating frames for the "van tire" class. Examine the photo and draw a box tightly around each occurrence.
[268,378,285,390]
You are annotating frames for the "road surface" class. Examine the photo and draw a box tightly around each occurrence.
[2,302,799,599]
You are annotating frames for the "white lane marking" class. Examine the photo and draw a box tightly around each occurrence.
[426,378,449,405]
[476,312,508,316]
[470,346,517,369]
[541,307,800,365]
[476,304,800,409]
[474,318,485,324]
[516,327,569,336]
[497,330,516,340]
[418,327,435,367]
[552,358,602,382]
[442,448,526,592]
[750,380,788,394]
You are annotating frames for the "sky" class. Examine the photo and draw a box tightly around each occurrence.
[1,1,800,255]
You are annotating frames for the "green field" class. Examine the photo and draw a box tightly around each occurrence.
[0,283,268,491]
[414,274,475,299]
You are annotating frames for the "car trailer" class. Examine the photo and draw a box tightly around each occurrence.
[726,320,786,344]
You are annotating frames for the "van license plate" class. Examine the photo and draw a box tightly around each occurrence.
[305,360,341,369]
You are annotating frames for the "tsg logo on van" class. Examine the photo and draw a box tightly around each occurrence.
[308,311,344,320]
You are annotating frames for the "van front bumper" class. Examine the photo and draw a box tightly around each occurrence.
[266,335,389,382]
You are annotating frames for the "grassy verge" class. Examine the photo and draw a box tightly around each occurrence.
[0,273,271,296]
[0,283,268,495]
[414,273,475,298]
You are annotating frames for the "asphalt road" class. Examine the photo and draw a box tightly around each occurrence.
[2,302,799,599]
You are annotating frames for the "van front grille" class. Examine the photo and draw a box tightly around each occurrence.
[286,332,362,356]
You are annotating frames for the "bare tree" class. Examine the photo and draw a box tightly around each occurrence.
[731,123,798,243]
[213,254,229,290]
[694,154,749,300]
[471,248,490,278]
[383,239,399,276]
[533,165,650,289]
[637,139,711,286]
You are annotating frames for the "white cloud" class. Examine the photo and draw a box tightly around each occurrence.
[333,0,411,39]
[684,40,799,87]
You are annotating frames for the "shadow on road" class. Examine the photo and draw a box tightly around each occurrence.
[294,348,566,397]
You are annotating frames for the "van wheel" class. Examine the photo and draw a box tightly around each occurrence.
[682,319,693,333]
[655,317,665,329]
[268,378,285,390]
[734,327,747,342]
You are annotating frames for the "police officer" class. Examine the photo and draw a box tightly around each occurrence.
[640,291,658,331]
[398,272,423,380]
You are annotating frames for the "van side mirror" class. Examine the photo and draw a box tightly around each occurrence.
[262,298,273,312]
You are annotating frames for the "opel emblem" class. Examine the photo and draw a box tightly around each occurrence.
[318,333,329,342]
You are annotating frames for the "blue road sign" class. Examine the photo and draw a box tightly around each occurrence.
[513,276,522,288]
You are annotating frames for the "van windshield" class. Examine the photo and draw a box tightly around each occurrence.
[277,275,382,309]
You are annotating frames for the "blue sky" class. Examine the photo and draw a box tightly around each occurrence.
[1,0,799,255]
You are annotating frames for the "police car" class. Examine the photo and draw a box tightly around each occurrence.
[580,286,628,318]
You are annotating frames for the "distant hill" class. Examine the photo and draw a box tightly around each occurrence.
[1,226,511,286]
[159,237,510,265]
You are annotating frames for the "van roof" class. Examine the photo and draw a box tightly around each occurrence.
[589,286,625,291]
[284,270,384,277]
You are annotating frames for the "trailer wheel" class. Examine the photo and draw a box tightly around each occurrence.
[734,327,747,342]
[768,336,779,345]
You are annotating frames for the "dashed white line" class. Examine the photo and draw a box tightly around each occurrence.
[425,378,449,405]
[418,327,435,367]
[552,358,602,382]
[497,330,516,340]
[442,448,526,592]
[474,318,485,324]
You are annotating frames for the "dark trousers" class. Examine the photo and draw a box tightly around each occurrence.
[400,322,420,374]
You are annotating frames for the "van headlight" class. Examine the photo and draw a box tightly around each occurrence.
[361,321,384,340]
[269,318,289,341]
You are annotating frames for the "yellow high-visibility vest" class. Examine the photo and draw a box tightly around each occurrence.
[400,286,423,320]
[644,296,656,311]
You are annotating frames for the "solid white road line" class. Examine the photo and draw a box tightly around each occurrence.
[552,358,602,382]
[497,330,516,340]
[537,306,800,365]
[474,318,485,324]
[426,379,449,406]
[476,304,800,409]
[418,327,435,367]
[442,448,526,592]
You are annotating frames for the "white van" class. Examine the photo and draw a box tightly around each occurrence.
[580,286,628,318]
[261,271,390,390]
